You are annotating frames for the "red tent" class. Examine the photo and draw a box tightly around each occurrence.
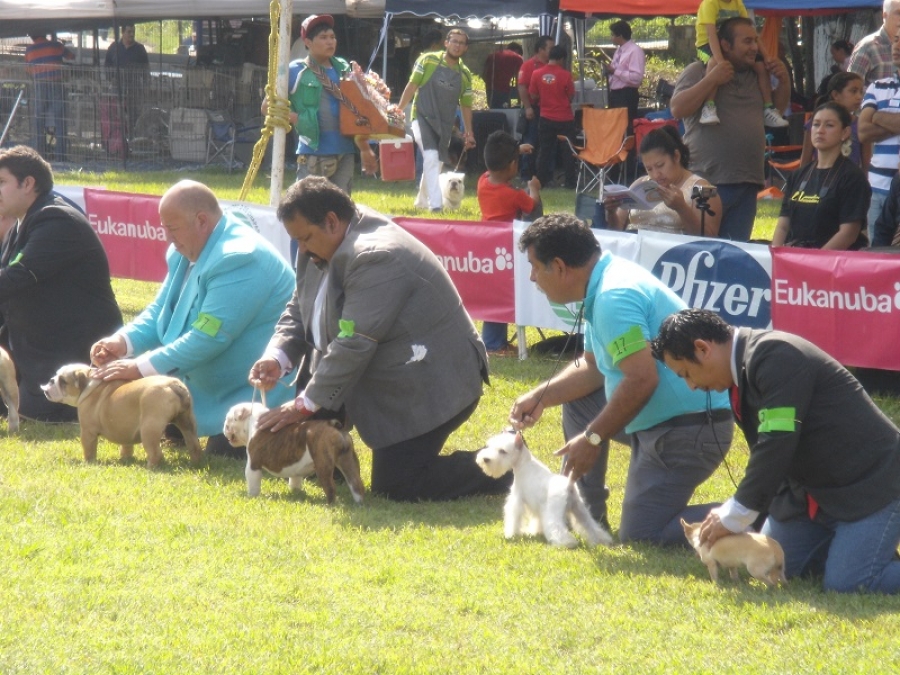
[560,0,698,15]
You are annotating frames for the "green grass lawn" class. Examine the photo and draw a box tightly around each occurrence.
[3,170,895,674]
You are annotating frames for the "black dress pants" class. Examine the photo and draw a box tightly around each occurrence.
[370,399,512,501]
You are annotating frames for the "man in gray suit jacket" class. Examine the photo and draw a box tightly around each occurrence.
[250,176,510,501]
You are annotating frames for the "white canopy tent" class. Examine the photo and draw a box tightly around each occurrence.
[0,0,385,36]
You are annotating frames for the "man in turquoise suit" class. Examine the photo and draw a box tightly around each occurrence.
[90,180,295,456]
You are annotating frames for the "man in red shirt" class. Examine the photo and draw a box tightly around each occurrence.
[517,36,554,180]
[483,42,523,109]
[529,45,576,189]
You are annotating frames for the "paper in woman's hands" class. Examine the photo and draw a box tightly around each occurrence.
[603,181,664,210]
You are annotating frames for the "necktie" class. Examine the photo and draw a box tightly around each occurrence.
[729,384,742,423]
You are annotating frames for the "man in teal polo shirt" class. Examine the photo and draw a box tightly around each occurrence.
[509,213,734,545]
[264,14,376,193]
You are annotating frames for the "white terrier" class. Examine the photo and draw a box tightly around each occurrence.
[476,429,614,548]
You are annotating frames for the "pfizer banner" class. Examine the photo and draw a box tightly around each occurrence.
[513,226,772,331]
[639,231,773,329]
[771,248,900,370]
[85,188,169,281]
[395,218,515,323]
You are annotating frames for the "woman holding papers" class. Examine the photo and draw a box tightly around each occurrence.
[772,102,869,250]
[603,126,722,236]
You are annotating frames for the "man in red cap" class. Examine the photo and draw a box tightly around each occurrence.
[263,14,376,194]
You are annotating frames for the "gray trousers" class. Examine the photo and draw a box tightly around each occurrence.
[296,152,356,195]
[563,388,733,546]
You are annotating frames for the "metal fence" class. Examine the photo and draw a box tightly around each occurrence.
[0,59,270,169]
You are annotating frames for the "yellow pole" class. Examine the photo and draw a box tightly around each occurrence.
[269,0,293,206]
[239,0,293,204]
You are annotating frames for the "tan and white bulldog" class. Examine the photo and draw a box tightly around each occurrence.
[41,363,202,468]
[223,402,365,504]
[0,347,19,432]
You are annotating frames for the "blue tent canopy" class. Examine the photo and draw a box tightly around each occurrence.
[746,0,878,11]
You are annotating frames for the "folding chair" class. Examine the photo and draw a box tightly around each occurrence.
[205,109,236,170]
[764,133,802,198]
[558,107,634,218]
[633,117,680,172]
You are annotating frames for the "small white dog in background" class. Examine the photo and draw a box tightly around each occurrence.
[476,429,614,548]
[414,170,467,211]
[439,171,466,210]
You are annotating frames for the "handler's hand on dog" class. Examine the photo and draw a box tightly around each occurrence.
[92,359,141,381]
[90,336,126,366]
[556,437,599,483]
[508,393,544,430]
[698,513,730,547]
[256,401,310,433]
[249,358,281,392]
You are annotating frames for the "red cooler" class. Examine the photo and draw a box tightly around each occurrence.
[379,138,415,181]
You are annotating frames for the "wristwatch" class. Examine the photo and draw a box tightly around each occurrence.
[583,428,603,446]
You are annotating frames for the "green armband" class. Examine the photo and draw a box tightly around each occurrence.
[606,325,647,365]
[338,319,355,338]
[192,312,223,337]
[758,407,796,433]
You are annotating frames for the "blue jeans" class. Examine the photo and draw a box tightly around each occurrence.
[867,189,888,244]
[31,80,68,159]
[481,322,509,351]
[762,498,900,593]
[715,183,759,242]
[563,387,733,546]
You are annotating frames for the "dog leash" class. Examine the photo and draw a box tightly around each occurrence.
[515,304,585,471]
[520,304,585,423]
[251,384,267,410]
[454,146,468,172]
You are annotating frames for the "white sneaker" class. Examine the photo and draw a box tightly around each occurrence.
[700,102,720,125]
[764,107,789,128]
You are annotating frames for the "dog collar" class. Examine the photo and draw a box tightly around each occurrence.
[77,377,103,405]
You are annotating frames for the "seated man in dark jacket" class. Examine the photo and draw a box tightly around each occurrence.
[0,146,122,421]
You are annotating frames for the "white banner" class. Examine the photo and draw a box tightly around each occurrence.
[221,198,293,264]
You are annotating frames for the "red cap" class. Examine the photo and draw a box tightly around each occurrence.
[301,14,334,40]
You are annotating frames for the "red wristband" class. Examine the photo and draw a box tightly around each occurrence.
[294,397,313,416]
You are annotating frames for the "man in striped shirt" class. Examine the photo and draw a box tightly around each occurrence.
[24,33,74,160]
[859,29,900,242]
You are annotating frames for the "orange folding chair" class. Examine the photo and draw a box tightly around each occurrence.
[765,135,802,198]
[558,107,634,199]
